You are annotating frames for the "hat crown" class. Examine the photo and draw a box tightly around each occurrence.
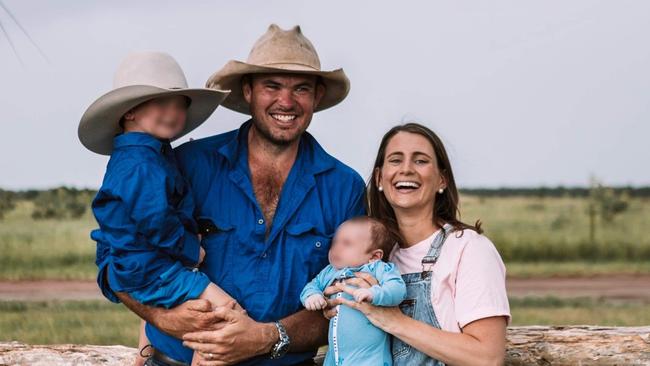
[246,24,321,71]
[113,51,189,90]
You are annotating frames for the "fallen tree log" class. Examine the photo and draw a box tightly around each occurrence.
[505,326,650,365]
[1,326,649,365]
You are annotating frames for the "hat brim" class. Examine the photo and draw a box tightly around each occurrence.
[205,60,350,115]
[78,86,229,155]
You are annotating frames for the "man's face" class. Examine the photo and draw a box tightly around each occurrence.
[243,73,325,146]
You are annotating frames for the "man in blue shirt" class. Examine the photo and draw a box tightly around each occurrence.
[105,24,365,365]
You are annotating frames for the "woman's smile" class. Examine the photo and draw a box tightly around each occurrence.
[393,180,422,194]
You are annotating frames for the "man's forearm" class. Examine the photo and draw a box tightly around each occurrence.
[115,291,163,325]
[282,309,328,353]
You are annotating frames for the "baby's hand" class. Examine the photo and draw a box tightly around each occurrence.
[304,294,327,311]
[353,288,374,303]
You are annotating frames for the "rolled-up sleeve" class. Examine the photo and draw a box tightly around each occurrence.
[91,229,119,303]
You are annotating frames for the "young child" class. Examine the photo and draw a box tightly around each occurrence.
[300,216,407,366]
[78,51,232,366]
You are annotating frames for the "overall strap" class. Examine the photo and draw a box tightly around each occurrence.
[421,223,454,274]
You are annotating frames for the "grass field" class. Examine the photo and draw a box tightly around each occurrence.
[1,297,648,346]
[2,196,650,280]
[0,301,140,346]
[2,193,648,347]
[0,201,96,280]
[460,195,650,262]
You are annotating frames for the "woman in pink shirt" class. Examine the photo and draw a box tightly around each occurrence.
[329,123,511,365]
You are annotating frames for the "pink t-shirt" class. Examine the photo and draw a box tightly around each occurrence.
[389,229,511,333]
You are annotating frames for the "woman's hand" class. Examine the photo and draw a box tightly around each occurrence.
[321,272,379,319]
[335,283,405,332]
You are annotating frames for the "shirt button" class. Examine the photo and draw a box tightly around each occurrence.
[315,241,322,248]
[258,219,264,225]
[262,252,267,258]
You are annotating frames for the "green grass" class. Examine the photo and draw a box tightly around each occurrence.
[0,300,139,346]
[1,196,650,280]
[461,195,650,262]
[509,297,650,326]
[0,298,647,346]
[505,261,650,278]
[0,201,96,280]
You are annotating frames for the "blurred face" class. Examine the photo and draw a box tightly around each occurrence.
[375,132,446,213]
[328,222,378,269]
[122,95,188,139]
[242,74,325,146]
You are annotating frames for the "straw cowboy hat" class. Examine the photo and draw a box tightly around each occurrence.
[206,24,350,115]
[79,51,230,155]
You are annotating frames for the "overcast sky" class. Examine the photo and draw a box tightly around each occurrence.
[1,0,648,190]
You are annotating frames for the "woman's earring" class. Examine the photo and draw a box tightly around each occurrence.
[378,186,383,192]
[438,188,444,194]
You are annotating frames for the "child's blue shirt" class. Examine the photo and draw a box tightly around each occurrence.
[91,132,211,360]
[300,261,407,366]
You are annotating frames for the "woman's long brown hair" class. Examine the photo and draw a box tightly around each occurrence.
[366,122,482,247]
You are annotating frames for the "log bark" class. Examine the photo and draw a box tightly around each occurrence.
[1,326,649,365]
[0,341,136,365]
[505,326,650,365]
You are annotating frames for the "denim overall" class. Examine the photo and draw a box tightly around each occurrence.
[392,224,453,366]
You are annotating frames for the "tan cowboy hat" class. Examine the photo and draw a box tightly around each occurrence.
[206,24,350,115]
[79,51,230,155]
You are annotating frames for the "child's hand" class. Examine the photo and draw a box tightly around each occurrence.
[304,294,328,311]
[353,288,374,303]
[198,247,206,266]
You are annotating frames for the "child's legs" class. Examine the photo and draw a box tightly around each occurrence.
[136,319,151,366]
[190,283,238,365]
[199,282,238,309]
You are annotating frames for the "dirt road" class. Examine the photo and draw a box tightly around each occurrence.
[1,276,649,302]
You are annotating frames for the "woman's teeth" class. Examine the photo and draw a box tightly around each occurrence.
[395,181,421,189]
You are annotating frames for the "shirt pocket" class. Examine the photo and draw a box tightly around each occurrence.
[285,222,332,280]
[197,216,235,286]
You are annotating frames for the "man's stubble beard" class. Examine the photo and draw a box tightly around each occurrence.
[250,116,311,149]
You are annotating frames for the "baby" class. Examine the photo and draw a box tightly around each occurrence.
[300,216,406,366]
[80,51,233,366]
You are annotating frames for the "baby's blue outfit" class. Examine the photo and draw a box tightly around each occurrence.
[300,261,407,366]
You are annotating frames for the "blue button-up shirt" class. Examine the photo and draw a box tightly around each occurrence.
[162,120,366,365]
[93,132,202,302]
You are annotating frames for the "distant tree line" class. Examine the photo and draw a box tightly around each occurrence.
[460,186,650,198]
[1,185,649,221]
[0,187,96,220]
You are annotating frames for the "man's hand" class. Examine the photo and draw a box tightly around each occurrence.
[304,294,328,311]
[182,305,277,366]
[154,299,230,338]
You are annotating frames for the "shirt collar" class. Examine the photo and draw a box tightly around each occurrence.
[217,120,337,175]
[113,132,170,153]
